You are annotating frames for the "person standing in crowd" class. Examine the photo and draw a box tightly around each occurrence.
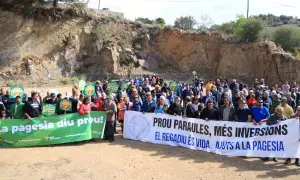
[264,107,287,162]
[184,96,196,118]
[285,106,300,166]
[167,97,183,116]
[104,95,117,142]
[0,100,6,114]
[219,97,236,121]
[200,100,219,120]
[247,92,257,109]
[235,99,252,122]
[1,111,10,120]
[78,97,91,115]
[117,97,126,133]
[131,95,142,112]
[262,91,272,111]
[251,99,270,125]
[72,84,80,99]
[10,96,25,119]
[155,95,168,114]
[45,93,57,104]
[24,92,42,120]
[141,93,156,113]
[277,97,294,118]
[95,80,103,98]
[43,91,51,103]
[287,93,296,110]
[270,93,280,114]
[282,81,290,95]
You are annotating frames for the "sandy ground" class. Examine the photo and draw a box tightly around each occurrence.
[1,86,300,179]
[1,132,300,180]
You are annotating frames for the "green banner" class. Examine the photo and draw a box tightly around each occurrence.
[59,99,72,112]
[84,84,96,97]
[0,112,107,147]
[78,80,86,91]
[42,104,56,117]
[9,86,24,99]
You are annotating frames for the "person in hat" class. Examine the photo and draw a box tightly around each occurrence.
[10,96,25,119]
[277,97,294,118]
[104,95,117,142]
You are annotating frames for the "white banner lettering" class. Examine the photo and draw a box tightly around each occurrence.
[124,111,300,158]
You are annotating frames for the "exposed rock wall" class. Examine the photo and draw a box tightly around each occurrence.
[0,7,299,86]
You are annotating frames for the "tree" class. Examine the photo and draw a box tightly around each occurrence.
[274,27,300,52]
[174,16,197,30]
[197,14,214,30]
[210,21,235,34]
[234,17,263,42]
[136,17,154,25]
[155,18,165,26]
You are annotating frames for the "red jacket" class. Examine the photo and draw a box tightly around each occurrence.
[93,98,104,111]
[78,104,91,115]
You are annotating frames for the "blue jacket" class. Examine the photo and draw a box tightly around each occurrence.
[141,100,156,112]
[132,101,142,112]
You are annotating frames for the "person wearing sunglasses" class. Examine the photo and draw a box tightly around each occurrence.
[251,98,270,125]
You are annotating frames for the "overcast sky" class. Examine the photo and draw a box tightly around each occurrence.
[87,0,300,25]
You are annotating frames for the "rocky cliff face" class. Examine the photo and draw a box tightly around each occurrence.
[0,6,299,86]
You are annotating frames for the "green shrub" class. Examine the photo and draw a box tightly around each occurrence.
[274,26,300,52]
[60,77,79,85]
[234,17,263,42]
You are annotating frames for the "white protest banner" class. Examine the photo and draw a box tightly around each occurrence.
[124,111,300,158]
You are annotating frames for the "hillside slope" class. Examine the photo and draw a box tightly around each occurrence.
[0,5,299,86]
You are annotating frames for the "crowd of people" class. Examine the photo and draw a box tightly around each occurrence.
[0,75,299,166]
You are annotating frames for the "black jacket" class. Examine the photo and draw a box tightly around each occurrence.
[167,103,183,116]
[23,100,42,118]
[200,107,219,120]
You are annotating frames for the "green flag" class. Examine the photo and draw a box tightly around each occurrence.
[42,104,56,117]
[9,86,24,99]
[0,112,107,147]
[84,84,96,97]
[107,81,120,93]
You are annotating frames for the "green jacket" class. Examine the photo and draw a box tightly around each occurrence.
[11,102,25,119]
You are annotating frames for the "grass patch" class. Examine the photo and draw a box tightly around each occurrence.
[60,77,79,85]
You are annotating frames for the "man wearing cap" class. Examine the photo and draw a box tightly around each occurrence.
[141,93,156,113]
[251,98,270,125]
[10,96,25,119]
[277,97,294,118]
[104,95,117,142]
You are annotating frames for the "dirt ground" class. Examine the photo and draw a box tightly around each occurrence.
[0,133,300,180]
[1,86,300,180]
